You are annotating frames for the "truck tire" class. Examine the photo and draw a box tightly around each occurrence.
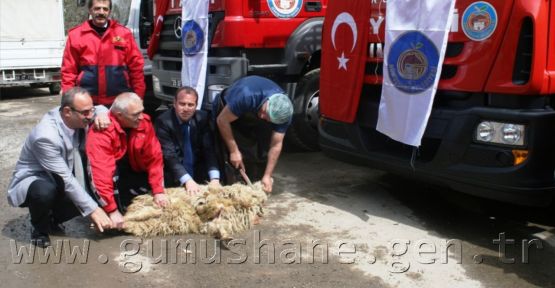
[287,68,320,151]
[49,83,61,95]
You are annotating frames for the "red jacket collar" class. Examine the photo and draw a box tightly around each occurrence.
[82,19,116,33]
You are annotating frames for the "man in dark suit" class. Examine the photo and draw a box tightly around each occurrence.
[155,86,221,194]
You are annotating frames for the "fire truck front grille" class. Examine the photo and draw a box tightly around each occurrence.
[162,86,178,96]
[440,65,458,79]
[159,14,182,57]
[365,62,383,76]
[445,43,464,58]
[157,12,223,59]
[512,17,533,85]
[162,59,182,71]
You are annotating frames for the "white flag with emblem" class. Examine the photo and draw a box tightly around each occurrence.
[376,0,456,146]
[181,0,209,109]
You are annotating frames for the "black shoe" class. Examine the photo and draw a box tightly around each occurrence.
[31,228,51,248]
[50,218,65,235]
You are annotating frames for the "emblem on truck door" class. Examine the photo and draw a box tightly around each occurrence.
[462,1,497,41]
[174,16,182,39]
[267,0,302,18]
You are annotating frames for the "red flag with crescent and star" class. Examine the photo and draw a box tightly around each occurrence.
[147,0,170,60]
[320,0,371,123]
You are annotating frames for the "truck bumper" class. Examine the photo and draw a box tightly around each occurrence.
[319,104,555,206]
[0,68,60,87]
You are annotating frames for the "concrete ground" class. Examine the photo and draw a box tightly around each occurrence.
[1,87,554,288]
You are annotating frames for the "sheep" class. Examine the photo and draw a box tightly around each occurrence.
[123,182,267,239]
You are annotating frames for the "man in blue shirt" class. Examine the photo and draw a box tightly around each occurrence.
[214,76,293,193]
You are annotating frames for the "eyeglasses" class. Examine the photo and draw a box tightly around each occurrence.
[70,106,96,117]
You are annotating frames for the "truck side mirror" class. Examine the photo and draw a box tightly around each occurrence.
[140,20,153,48]
[138,0,154,49]
[142,20,152,29]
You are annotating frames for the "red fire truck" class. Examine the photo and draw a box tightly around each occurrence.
[319,0,555,205]
[149,0,328,150]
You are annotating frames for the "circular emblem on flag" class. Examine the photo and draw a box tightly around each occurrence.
[387,31,439,94]
[267,0,302,18]
[181,20,204,56]
[462,1,497,41]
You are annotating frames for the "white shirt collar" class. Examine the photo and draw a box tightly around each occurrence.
[59,115,75,138]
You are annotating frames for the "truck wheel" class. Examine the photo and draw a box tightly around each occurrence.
[49,83,61,95]
[287,68,320,151]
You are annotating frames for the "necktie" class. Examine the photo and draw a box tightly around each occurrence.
[181,122,194,177]
[73,130,87,189]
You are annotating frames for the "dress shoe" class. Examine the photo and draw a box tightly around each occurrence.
[31,228,51,248]
[50,218,65,234]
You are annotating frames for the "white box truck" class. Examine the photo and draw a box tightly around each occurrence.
[0,0,65,94]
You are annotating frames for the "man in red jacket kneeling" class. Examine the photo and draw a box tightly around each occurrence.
[86,92,168,229]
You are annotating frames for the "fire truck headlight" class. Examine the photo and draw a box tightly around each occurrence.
[475,121,525,147]
[501,124,524,145]
[476,121,495,142]
[152,75,161,93]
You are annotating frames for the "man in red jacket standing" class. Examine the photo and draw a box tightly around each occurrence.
[61,0,145,106]
[86,92,167,229]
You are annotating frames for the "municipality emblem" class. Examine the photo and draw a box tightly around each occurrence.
[387,31,439,94]
[267,0,302,18]
[182,20,204,56]
[462,1,497,41]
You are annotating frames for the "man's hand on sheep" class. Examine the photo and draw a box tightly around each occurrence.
[261,175,273,194]
[153,193,169,208]
[185,179,201,195]
[109,210,125,230]
[209,179,221,187]
[89,207,113,232]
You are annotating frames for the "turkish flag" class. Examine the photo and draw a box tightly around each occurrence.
[147,0,170,60]
[320,0,371,123]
